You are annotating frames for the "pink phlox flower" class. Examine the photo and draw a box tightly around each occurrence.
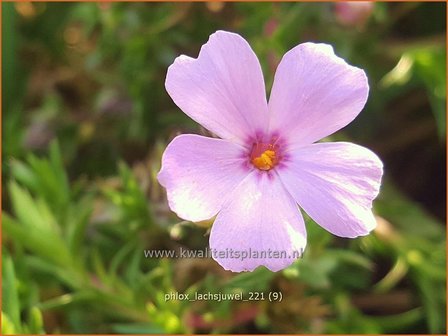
[158,31,383,272]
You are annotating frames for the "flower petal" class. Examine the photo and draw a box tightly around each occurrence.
[268,43,369,146]
[210,171,307,272]
[278,142,383,238]
[158,134,250,222]
[166,31,269,144]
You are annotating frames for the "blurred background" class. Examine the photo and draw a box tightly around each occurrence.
[2,2,446,334]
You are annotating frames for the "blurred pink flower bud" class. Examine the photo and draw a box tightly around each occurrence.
[335,1,374,28]
[264,18,279,37]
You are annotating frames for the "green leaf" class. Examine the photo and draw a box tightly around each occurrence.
[380,47,446,138]
[374,257,408,293]
[375,183,443,241]
[295,256,338,289]
[8,181,59,234]
[1,312,17,335]
[124,245,144,287]
[49,141,70,202]
[225,267,275,292]
[326,249,373,270]
[2,253,21,331]
[25,154,70,214]
[27,306,45,334]
[371,308,423,332]
[24,257,82,289]
[109,239,136,278]
[3,214,71,268]
[415,274,446,333]
[9,159,39,193]
[66,197,93,256]
[412,47,446,138]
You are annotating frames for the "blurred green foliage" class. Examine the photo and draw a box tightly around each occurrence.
[2,2,446,334]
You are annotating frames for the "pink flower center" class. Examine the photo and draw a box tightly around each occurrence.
[250,142,279,171]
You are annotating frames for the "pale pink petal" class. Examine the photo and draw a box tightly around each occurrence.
[278,142,383,238]
[268,43,369,147]
[166,31,269,144]
[210,171,307,272]
[157,134,251,222]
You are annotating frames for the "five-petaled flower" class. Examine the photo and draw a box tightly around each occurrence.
[158,30,383,272]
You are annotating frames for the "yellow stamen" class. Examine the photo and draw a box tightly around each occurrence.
[252,149,276,170]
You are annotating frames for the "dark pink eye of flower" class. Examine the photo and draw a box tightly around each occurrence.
[158,30,383,273]
[251,142,277,171]
[249,135,283,171]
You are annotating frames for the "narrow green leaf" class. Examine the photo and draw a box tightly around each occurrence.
[27,306,45,334]
[3,214,71,267]
[2,254,21,331]
[1,312,17,335]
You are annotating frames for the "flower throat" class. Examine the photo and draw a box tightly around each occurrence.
[250,142,279,171]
